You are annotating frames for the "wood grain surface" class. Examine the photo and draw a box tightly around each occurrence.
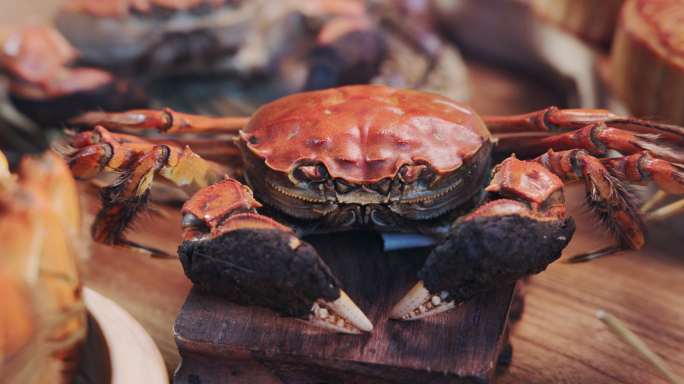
[174,232,514,384]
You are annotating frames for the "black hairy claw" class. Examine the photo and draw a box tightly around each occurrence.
[178,229,340,318]
[419,215,575,304]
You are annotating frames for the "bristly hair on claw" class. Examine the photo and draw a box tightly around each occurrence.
[91,168,155,246]
[568,172,645,263]
[93,187,150,244]
[585,172,644,248]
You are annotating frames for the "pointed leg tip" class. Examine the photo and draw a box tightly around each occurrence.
[564,245,622,264]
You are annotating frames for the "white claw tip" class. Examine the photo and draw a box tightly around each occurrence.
[308,290,373,334]
[390,281,456,321]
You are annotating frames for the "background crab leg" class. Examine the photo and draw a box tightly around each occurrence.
[392,157,575,320]
[179,178,372,334]
[63,126,227,256]
[71,108,250,134]
[484,107,684,145]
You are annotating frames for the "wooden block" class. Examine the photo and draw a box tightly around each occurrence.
[174,232,514,384]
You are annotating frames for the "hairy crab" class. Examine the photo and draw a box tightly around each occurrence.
[53,0,468,102]
[61,85,684,333]
[2,1,465,128]
[56,0,264,75]
[0,25,146,124]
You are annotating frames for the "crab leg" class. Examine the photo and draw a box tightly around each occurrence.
[602,153,684,222]
[61,127,242,173]
[491,112,684,222]
[70,108,249,134]
[494,122,684,164]
[537,150,647,262]
[392,156,574,320]
[483,107,684,142]
[179,179,373,334]
[602,153,684,195]
[61,126,227,256]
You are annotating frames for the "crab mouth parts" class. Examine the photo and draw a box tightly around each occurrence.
[267,176,467,206]
[268,181,329,204]
[400,178,464,205]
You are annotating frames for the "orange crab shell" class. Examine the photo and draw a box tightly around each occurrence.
[240,85,491,184]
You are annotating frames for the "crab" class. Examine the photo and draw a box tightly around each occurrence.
[53,0,468,103]
[55,0,276,76]
[0,150,86,383]
[60,84,684,333]
[3,2,466,127]
[0,25,146,125]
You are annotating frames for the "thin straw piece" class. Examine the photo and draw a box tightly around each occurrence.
[645,199,684,222]
[596,309,684,384]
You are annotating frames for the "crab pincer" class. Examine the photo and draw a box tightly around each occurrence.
[178,179,373,334]
[392,158,576,320]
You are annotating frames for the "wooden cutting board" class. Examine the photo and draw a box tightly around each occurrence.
[174,231,515,384]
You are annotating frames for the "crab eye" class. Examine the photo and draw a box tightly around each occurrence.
[398,164,427,184]
[294,164,328,182]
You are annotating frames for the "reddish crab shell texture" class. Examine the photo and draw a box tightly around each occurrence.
[241,85,491,183]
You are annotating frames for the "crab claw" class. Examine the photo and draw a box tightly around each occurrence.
[390,281,456,321]
[392,214,575,321]
[309,290,373,334]
[178,227,372,334]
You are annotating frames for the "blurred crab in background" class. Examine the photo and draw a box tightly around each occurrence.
[54,0,466,86]
[0,0,464,123]
[0,149,86,383]
[59,84,684,333]
[0,25,147,125]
